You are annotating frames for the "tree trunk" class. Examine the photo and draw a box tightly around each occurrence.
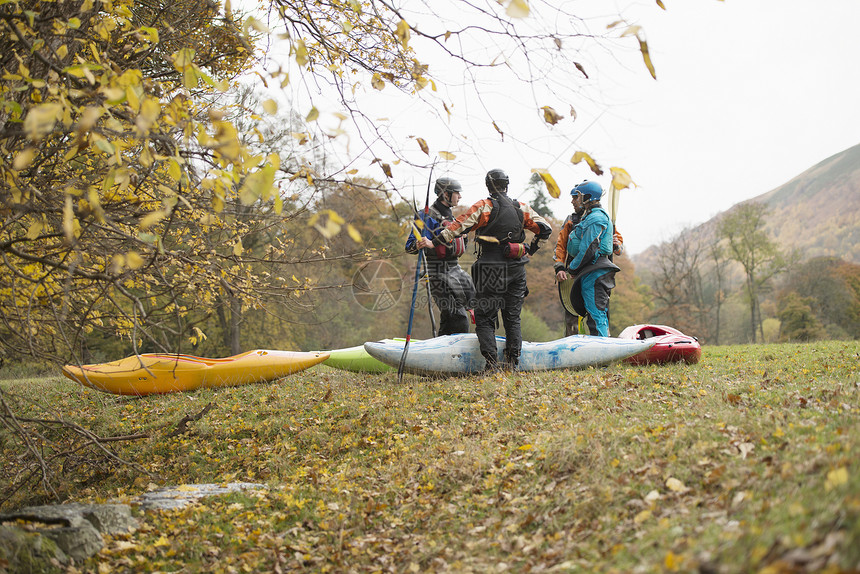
[747,276,757,344]
[219,279,242,355]
[228,292,241,355]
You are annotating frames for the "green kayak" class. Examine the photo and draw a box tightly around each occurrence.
[322,339,410,373]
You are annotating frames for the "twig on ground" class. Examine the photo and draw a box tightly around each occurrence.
[166,401,215,437]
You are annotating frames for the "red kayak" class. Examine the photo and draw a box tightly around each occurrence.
[619,324,702,365]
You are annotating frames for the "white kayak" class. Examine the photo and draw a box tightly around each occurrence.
[364,333,656,375]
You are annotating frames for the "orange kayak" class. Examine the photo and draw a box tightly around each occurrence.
[61,350,330,396]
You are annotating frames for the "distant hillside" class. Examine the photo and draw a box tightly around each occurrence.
[634,142,860,271]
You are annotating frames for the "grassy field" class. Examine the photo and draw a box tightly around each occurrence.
[1,341,859,573]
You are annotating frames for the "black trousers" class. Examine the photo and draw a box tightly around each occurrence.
[471,256,527,367]
[564,309,579,337]
[426,260,475,336]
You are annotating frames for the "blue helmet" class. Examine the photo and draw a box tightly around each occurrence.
[571,180,603,201]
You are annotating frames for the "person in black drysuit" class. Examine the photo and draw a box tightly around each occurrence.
[406,177,476,335]
[435,169,552,371]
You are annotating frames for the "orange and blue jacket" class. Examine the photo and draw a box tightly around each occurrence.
[554,212,624,272]
[437,196,551,245]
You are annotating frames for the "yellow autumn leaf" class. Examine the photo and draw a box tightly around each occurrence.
[138,26,159,43]
[13,148,37,170]
[295,39,309,67]
[530,168,561,198]
[665,477,688,493]
[139,210,167,230]
[243,16,270,33]
[656,0,666,9]
[380,163,392,178]
[78,106,103,132]
[371,73,385,90]
[24,103,62,139]
[633,509,651,524]
[102,87,125,104]
[570,150,603,176]
[395,20,410,49]
[621,25,642,38]
[126,251,144,269]
[25,221,43,240]
[62,195,77,242]
[172,48,196,69]
[327,210,345,225]
[506,0,530,18]
[310,210,344,238]
[125,85,141,111]
[136,97,161,133]
[233,241,244,256]
[438,151,456,160]
[825,467,848,491]
[639,38,656,79]
[609,167,635,191]
[416,137,429,155]
[183,64,200,89]
[306,107,319,121]
[665,551,680,572]
[167,158,182,181]
[113,540,139,552]
[346,224,362,242]
[262,99,278,114]
[541,106,562,125]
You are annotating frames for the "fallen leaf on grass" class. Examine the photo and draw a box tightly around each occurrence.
[666,477,689,493]
[825,467,848,491]
[634,509,651,524]
[738,442,755,459]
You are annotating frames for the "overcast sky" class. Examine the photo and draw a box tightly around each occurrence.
[273,0,860,255]
[580,0,860,254]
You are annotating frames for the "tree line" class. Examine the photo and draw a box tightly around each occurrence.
[640,203,860,345]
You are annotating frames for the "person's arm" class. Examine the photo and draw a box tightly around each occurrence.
[407,214,439,252]
[436,199,492,243]
[554,217,573,281]
[554,216,573,266]
[520,203,552,256]
[405,225,419,254]
[612,226,624,256]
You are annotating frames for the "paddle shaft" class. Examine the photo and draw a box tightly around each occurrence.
[399,162,436,381]
[425,270,437,337]
[398,249,424,381]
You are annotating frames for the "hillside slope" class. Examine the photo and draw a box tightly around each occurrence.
[634,142,860,270]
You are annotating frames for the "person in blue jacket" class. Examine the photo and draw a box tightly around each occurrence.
[406,177,476,335]
[557,180,620,337]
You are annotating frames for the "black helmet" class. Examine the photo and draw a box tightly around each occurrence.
[434,177,462,196]
[485,169,509,193]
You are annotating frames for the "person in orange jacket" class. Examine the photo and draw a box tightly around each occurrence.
[434,169,552,371]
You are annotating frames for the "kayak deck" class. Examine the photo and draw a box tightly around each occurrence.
[61,350,329,396]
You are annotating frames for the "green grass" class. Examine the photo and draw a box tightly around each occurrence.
[1,341,859,573]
